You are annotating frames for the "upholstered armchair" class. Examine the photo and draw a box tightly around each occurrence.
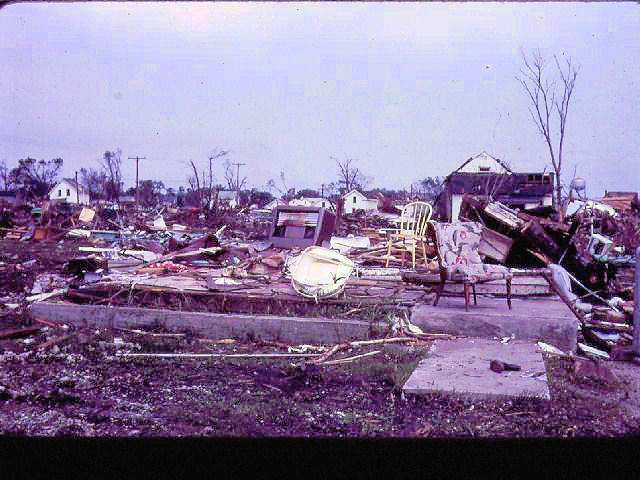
[427,221,512,311]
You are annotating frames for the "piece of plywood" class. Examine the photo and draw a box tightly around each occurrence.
[78,208,96,223]
[479,227,513,263]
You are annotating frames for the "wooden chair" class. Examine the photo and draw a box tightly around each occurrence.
[428,221,512,312]
[385,201,433,269]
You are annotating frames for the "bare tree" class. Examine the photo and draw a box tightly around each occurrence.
[100,150,123,202]
[186,160,202,208]
[223,158,247,191]
[332,156,371,193]
[10,157,64,199]
[412,176,444,202]
[267,171,295,200]
[0,160,9,191]
[79,167,106,203]
[206,149,229,208]
[517,50,579,220]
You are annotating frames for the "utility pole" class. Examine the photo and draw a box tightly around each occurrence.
[208,156,214,209]
[321,184,324,199]
[128,156,146,210]
[75,171,79,205]
[633,247,640,361]
[232,162,246,206]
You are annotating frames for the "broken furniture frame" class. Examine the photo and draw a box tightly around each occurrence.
[268,206,336,249]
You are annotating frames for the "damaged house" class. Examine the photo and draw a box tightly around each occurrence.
[437,151,554,221]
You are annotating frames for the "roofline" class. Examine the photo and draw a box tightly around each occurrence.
[453,151,513,174]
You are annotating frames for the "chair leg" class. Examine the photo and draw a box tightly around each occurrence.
[506,278,512,310]
[433,279,445,306]
[411,245,416,269]
[463,283,470,312]
[472,284,477,305]
[421,241,428,267]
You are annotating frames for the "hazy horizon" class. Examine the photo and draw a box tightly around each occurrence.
[1,2,639,197]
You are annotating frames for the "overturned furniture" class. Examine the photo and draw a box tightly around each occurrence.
[428,221,512,311]
[269,206,335,249]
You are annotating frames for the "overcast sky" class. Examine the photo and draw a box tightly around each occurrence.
[1,2,639,196]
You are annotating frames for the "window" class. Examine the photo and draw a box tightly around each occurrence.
[479,166,491,172]
[58,189,62,197]
[66,189,70,196]
[353,196,357,204]
[526,174,545,185]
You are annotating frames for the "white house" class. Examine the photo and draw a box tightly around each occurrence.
[342,189,378,214]
[289,197,331,209]
[263,198,288,211]
[216,190,237,208]
[441,151,554,222]
[49,178,90,205]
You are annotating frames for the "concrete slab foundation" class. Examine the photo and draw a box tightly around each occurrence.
[403,338,550,400]
[31,302,385,345]
[411,296,577,353]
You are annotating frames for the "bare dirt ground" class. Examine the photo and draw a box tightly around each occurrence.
[1,237,640,437]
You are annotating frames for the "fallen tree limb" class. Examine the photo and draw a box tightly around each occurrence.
[319,350,382,365]
[311,336,423,364]
[312,343,345,364]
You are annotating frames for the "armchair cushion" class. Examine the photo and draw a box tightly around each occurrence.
[432,221,512,283]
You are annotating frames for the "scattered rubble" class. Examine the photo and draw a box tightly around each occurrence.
[0,191,638,437]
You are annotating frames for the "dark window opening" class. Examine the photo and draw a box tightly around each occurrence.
[353,196,357,204]
[479,166,491,172]
[66,189,71,196]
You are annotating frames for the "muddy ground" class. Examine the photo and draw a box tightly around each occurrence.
[1,237,640,437]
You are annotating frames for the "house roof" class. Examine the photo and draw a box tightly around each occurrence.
[599,192,639,212]
[454,151,513,174]
[52,178,87,194]
[292,197,325,203]
[342,189,376,201]
[265,198,287,207]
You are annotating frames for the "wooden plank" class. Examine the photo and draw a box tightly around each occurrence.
[478,227,513,263]
[31,302,387,345]
[0,325,41,339]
